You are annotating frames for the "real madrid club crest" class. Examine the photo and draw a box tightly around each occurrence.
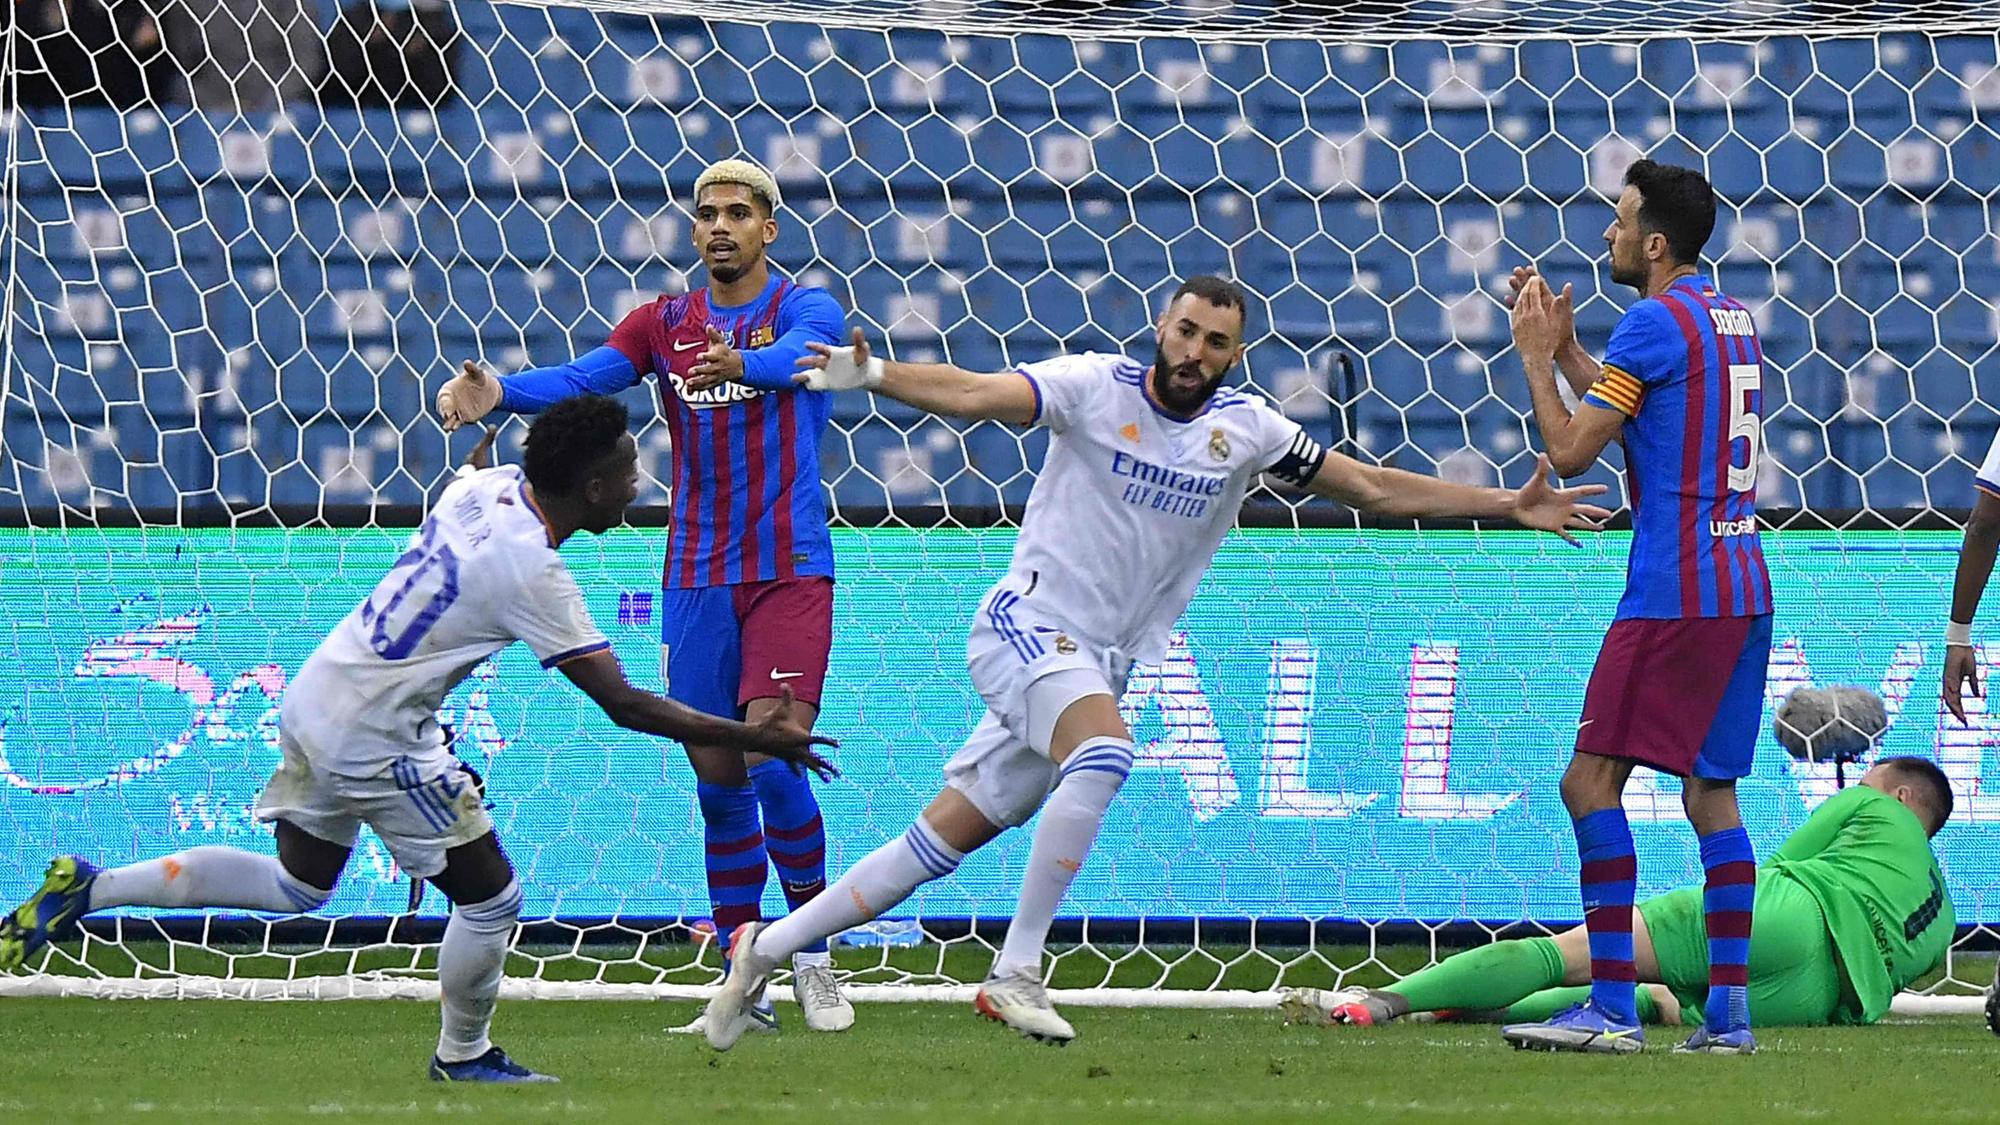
[1054,633,1078,655]
[1208,427,1230,461]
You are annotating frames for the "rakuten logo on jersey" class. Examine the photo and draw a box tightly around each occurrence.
[667,374,767,410]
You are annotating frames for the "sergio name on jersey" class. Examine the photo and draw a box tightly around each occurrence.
[281,466,610,776]
[1583,274,1773,620]
[998,353,1324,667]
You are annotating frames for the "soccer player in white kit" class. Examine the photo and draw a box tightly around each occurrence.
[0,396,836,1082]
[702,276,1611,1048]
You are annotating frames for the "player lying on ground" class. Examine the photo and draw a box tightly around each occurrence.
[436,160,855,1034]
[0,395,836,1084]
[1938,426,2000,1037]
[1509,158,1774,1055]
[1285,757,1955,1030]
[696,274,1612,1049]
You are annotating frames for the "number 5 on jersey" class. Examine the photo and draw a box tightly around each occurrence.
[1726,362,1763,494]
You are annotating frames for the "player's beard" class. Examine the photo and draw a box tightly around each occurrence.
[706,244,761,286]
[1150,346,1227,415]
[1608,244,1647,292]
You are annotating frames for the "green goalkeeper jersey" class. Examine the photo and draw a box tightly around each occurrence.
[1765,785,1954,1023]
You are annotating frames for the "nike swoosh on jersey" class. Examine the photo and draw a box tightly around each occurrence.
[769,669,805,680]
[672,339,703,352]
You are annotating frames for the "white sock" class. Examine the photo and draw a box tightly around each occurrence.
[993,737,1133,980]
[87,847,330,913]
[793,949,832,969]
[752,819,962,962]
[436,880,522,1065]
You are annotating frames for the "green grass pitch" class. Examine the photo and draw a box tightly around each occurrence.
[1,973,1991,1123]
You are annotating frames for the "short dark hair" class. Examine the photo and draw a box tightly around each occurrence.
[522,395,631,497]
[1880,755,1954,836]
[1171,275,1250,332]
[1623,159,1717,267]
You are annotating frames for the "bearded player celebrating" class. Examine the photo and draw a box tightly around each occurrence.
[700,275,1611,1048]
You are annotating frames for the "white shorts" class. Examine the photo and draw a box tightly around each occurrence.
[942,589,1129,828]
[254,730,493,879]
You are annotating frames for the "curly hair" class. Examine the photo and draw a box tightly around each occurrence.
[521,394,631,497]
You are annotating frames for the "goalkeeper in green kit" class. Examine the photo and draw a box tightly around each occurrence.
[1286,757,1955,1029]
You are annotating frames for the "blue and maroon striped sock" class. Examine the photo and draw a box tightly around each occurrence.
[1699,826,1756,1032]
[750,759,829,955]
[697,781,767,955]
[1574,807,1639,1026]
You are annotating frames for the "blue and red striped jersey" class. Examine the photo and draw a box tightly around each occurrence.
[610,277,842,588]
[496,273,844,589]
[1583,274,1773,620]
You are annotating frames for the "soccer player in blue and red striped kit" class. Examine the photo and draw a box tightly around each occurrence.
[1503,159,1771,1055]
[435,160,853,1034]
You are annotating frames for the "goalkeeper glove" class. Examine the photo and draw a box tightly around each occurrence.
[437,361,503,432]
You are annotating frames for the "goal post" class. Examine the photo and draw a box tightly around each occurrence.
[1,0,1994,1012]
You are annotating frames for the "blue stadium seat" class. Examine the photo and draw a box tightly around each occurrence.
[1948,127,2000,195]
[961,421,1044,506]
[865,51,989,118]
[19,107,180,191]
[1353,346,1431,413]
[302,108,472,198]
[3,414,188,509]
[580,35,699,114]
[425,197,570,266]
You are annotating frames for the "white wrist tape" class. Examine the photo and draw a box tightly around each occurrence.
[1947,620,1974,647]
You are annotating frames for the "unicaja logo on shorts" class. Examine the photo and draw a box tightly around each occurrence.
[1710,517,1758,537]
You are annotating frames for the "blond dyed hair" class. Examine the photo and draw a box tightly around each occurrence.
[692,159,782,215]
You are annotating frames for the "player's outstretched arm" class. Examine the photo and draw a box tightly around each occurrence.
[793,328,1037,424]
[559,650,839,779]
[1944,489,2000,723]
[1512,276,1626,477]
[437,304,664,431]
[437,349,647,432]
[1305,450,1611,544]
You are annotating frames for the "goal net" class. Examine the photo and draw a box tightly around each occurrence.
[2,0,1995,1011]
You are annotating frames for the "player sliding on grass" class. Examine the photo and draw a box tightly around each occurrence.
[700,275,1612,1049]
[1508,159,1772,1055]
[0,396,836,1084]
[1285,757,1955,1031]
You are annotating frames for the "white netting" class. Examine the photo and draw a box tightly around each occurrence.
[0,0,1994,1011]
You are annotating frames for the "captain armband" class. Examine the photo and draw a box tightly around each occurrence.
[1266,431,1326,488]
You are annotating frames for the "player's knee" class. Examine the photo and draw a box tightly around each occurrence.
[1055,736,1135,806]
[453,879,523,934]
[1680,779,1741,834]
[1558,755,1625,815]
[696,778,758,823]
[274,865,334,912]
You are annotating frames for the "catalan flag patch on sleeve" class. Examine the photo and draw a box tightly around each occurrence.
[1584,364,1645,417]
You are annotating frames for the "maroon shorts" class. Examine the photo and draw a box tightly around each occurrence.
[659,575,834,717]
[1575,614,1773,780]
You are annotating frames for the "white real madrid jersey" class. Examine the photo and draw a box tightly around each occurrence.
[281,466,610,776]
[992,352,1323,667]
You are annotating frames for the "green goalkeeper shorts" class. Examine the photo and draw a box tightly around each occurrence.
[1638,871,1846,1026]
